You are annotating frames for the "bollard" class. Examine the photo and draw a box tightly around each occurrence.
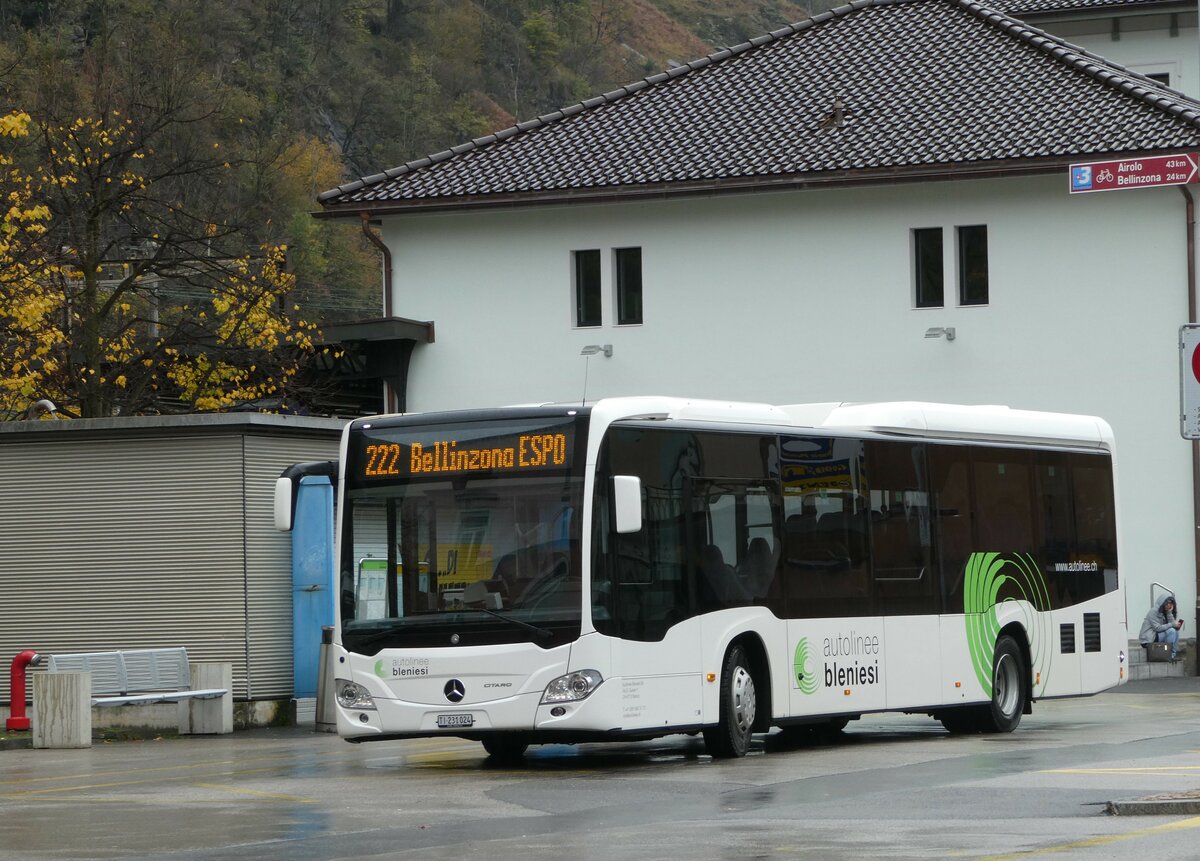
[7,650,41,732]
[314,626,336,733]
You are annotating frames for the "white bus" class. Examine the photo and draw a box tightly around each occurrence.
[276,397,1126,759]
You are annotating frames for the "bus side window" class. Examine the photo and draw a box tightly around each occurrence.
[929,446,972,611]
[688,480,779,610]
[779,435,870,618]
[866,440,936,615]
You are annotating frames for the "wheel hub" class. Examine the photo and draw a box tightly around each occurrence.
[732,665,756,731]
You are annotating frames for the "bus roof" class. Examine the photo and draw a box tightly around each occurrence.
[588,397,1114,450]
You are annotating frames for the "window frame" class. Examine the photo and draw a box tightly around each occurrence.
[956,224,989,307]
[913,227,944,309]
[573,249,602,328]
[614,246,643,326]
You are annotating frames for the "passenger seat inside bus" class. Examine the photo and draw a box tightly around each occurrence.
[701,544,751,605]
[737,537,778,598]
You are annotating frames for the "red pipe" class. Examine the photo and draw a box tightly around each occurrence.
[7,650,41,731]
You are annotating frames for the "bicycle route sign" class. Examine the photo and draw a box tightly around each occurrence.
[1070,153,1199,193]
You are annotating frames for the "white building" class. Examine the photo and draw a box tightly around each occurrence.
[317,0,1200,636]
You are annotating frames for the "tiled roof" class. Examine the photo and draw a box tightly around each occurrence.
[319,0,1200,212]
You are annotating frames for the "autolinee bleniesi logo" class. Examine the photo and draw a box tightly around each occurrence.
[794,632,882,694]
[794,637,820,694]
[374,657,430,678]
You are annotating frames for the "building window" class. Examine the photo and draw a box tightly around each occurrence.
[615,247,643,325]
[914,228,943,308]
[957,225,988,306]
[1147,72,1171,86]
[574,249,601,327]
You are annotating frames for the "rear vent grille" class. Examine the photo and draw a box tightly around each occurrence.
[1060,623,1076,654]
[1083,613,1102,653]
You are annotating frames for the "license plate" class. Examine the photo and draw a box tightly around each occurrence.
[437,713,475,728]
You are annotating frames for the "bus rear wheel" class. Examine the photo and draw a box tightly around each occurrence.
[940,635,1027,735]
[980,635,1025,733]
[704,644,757,758]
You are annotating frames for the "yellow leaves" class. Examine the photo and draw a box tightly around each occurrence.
[0,110,318,417]
[0,112,31,139]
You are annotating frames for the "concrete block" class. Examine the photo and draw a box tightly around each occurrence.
[179,662,233,735]
[33,671,91,749]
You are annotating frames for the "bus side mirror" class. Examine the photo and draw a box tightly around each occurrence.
[274,476,296,532]
[612,475,643,534]
[274,460,339,532]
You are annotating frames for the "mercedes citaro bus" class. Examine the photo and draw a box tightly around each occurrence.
[276,397,1126,760]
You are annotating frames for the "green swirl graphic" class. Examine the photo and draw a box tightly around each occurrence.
[963,552,1052,696]
[374,659,385,678]
[794,636,820,695]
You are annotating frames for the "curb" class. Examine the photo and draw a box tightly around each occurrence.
[1106,798,1200,815]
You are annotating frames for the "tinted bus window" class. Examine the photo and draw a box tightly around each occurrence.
[866,441,936,615]
[781,435,870,618]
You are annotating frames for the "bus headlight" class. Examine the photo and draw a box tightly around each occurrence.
[541,670,603,704]
[336,680,376,710]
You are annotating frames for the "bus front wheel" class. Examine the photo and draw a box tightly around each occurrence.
[704,644,757,758]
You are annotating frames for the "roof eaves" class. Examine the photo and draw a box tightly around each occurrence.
[315,153,1103,218]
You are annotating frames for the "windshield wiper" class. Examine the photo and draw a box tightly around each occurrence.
[474,606,554,641]
[347,627,401,651]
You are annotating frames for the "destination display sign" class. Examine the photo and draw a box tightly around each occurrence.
[356,421,576,481]
[1069,153,1199,193]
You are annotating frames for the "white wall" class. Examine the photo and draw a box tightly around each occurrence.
[382,173,1197,632]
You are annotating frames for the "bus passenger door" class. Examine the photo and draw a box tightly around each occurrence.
[603,482,703,732]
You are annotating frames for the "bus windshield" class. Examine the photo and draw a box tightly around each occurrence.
[340,413,586,651]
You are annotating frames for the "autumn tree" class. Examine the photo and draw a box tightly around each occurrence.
[0,4,328,418]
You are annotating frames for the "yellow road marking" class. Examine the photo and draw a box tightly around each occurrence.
[0,752,322,787]
[1,740,492,798]
[969,815,1200,860]
[193,783,318,803]
[1046,772,1200,777]
[0,763,327,798]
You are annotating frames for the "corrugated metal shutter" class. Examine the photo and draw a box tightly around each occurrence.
[0,420,342,706]
[0,434,247,696]
[242,434,340,699]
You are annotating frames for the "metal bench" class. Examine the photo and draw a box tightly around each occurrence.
[45,647,228,706]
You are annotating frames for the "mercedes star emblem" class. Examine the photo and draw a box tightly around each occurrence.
[444,679,466,703]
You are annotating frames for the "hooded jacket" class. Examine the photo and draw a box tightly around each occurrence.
[1139,596,1179,645]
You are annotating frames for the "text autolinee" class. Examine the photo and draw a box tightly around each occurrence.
[1069,153,1199,193]
[362,433,569,478]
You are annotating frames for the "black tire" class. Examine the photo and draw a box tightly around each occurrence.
[482,735,529,761]
[939,636,1026,734]
[980,635,1026,733]
[703,644,757,758]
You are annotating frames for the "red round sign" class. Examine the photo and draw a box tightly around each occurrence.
[1192,344,1200,384]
